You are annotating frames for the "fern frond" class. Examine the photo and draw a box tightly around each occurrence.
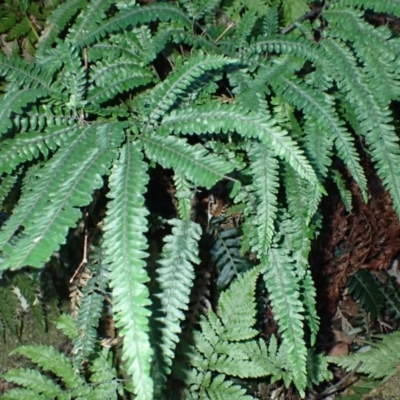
[141,135,233,189]
[321,37,400,216]
[0,125,117,271]
[57,42,87,110]
[55,313,79,341]
[75,3,191,48]
[235,10,257,53]
[303,119,332,179]
[247,143,279,258]
[347,270,383,321]
[338,0,400,17]
[0,286,19,336]
[263,244,307,395]
[11,345,84,388]
[325,7,400,104]
[0,124,79,174]
[87,60,154,107]
[159,104,319,186]
[184,266,262,399]
[332,170,352,212]
[0,388,46,400]
[103,142,153,400]
[307,349,333,386]
[0,55,52,91]
[173,174,193,221]
[206,221,253,290]
[0,172,18,206]
[274,76,367,199]
[140,54,234,127]
[73,247,110,367]
[36,0,88,57]
[380,277,400,322]
[89,348,122,399]
[155,219,201,380]
[328,331,400,380]
[68,0,113,44]
[301,271,320,346]
[1,368,62,398]
[0,88,48,138]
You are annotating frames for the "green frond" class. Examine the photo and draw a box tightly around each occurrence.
[57,42,87,110]
[301,271,320,346]
[11,345,84,388]
[55,314,79,341]
[1,368,62,398]
[0,388,47,400]
[262,6,279,38]
[155,219,201,378]
[89,348,122,399]
[0,172,18,206]
[184,0,221,21]
[303,119,332,179]
[103,142,153,400]
[338,0,400,17]
[12,272,46,330]
[141,135,233,189]
[0,124,79,174]
[68,0,113,44]
[87,60,154,107]
[325,7,400,104]
[0,88,46,138]
[263,244,307,395]
[207,221,253,290]
[328,331,400,380]
[73,247,110,367]
[347,270,383,321]
[36,0,88,57]
[184,266,262,399]
[0,55,52,91]
[0,125,117,271]
[284,166,321,228]
[140,54,234,127]
[321,37,400,216]
[75,3,191,48]
[159,104,318,186]
[173,174,193,221]
[248,143,279,258]
[0,286,19,336]
[184,371,255,400]
[249,36,325,65]
[14,105,78,133]
[235,10,257,52]
[274,76,367,199]
[306,349,333,386]
[381,278,400,322]
[332,171,353,212]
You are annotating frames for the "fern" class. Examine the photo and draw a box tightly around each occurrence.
[1,321,123,399]
[328,331,400,380]
[153,218,201,392]
[347,270,383,321]
[1,0,400,397]
[102,142,153,400]
[182,266,264,399]
[72,246,110,367]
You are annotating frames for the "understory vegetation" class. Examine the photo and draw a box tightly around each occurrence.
[1,0,400,399]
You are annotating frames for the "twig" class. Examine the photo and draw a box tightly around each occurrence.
[69,231,89,283]
[315,361,362,399]
[214,22,235,44]
[280,5,326,35]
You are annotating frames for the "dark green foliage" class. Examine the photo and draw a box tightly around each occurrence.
[347,270,384,321]
[0,0,400,398]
